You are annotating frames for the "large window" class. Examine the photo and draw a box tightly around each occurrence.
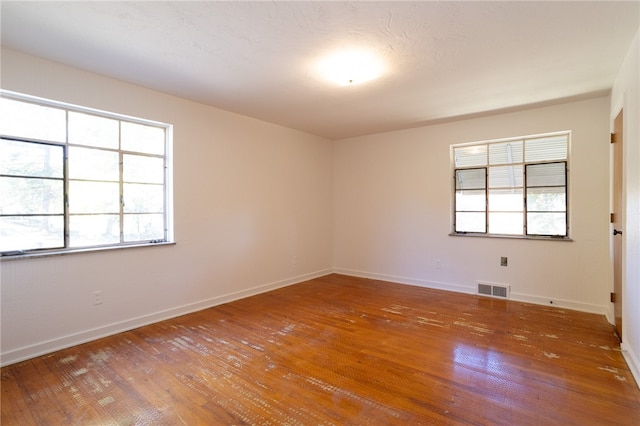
[452,132,569,238]
[0,91,173,255]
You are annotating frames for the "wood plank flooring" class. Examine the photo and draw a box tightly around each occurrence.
[2,274,639,425]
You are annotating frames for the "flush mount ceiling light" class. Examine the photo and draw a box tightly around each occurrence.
[316,49,385,86]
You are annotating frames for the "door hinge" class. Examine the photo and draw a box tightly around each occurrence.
[611,133,617,144]
[610,213,615,223]
[611,292,616,303]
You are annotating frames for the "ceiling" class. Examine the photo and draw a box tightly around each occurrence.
[1,1,638,140]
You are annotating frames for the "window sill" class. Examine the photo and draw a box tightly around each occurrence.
[449,233,572,242]
[0,241,176,261]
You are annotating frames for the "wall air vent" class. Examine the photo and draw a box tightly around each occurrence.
[477,282,510,299]
[478,284,492,296]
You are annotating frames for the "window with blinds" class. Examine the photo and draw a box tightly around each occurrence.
[452,132,569,238]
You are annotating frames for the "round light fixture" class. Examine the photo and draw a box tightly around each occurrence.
[316,48,384,86]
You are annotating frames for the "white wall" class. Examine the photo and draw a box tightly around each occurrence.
[0,48,334,365]
[611,29,640,385]
[0,45,627,374]
[334,96,612,314]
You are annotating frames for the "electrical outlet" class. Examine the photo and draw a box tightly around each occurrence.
[501,257,508,267]
[435,259,441,269]
[93,290,103,305]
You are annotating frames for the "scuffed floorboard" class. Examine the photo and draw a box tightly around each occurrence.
[2,274,639,425]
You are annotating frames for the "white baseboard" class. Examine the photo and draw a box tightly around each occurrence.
[333,268,475,295]
[605,303,615,325]
[0,269,333,367]
[621,342,640,389]
[334,268,608,315]
[509,292,608,316]
[0,268,619,369]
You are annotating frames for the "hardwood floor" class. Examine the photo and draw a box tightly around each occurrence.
[2,274,639,425]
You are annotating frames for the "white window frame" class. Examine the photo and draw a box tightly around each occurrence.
[450,131,571,240]
[0,90,174,258]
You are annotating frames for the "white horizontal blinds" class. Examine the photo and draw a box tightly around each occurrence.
[0,98,66,142]
[0,140,65,251]
[489,165,524,187]
[456,168,486,190]
[527,162,566,187]
[454,145,487,167]
[524,135,567,162]
[121,122,166,243]
[487,142,524,234]
[452,132,569,237]
[524,135,568,236]
[455,168,486,233]
[454,145,488,233]
[488,141,523,165]
[526,162,567,236]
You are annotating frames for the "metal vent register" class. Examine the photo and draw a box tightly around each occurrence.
[478,283,510,298]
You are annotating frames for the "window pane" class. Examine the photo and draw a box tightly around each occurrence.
[527,212,566,236]
[489,165,523,188]
[526,162,565,187]
[456,168,485,190]
[453,133,569,238]
[124,213,164,241]
[1,93,171,253]
[489,141,523,165]
[69,214,120,247]
[69,181,119,214]
[525,135,567,162]
[0,215,64,251]
[69,111,119,149]
[121,122,165,155]
[0,98,66,142]
[489,212,523,235]
[527,187,566,212]
[456,212,485,233]
[456,189,485,211]
[123,154,164,184]
[454,145,487,167]
[0,140,63,178]
[68,147,119,181]
[1,177,63,214]
[489,189,523,212]
[124,183,164,213]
